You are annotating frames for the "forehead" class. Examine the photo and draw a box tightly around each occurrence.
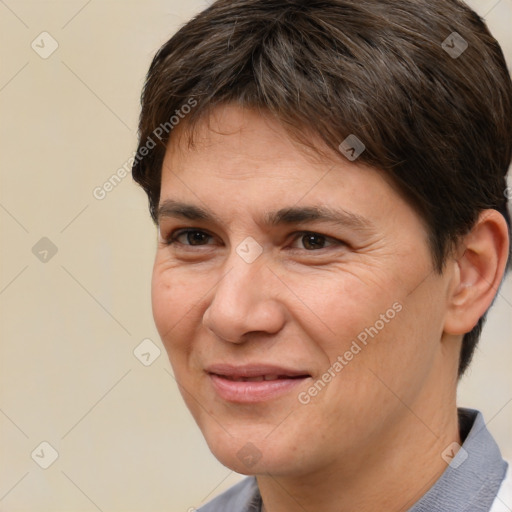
[162,105,373,185]
[159,105,414,230]
[164,105,332,172]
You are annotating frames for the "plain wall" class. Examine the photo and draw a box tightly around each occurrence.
[0,0,511,510]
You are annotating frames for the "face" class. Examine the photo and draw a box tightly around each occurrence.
[152,104,456,477]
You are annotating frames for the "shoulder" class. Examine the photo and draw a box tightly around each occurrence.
[197,476,260,512]
[490,462,512,512]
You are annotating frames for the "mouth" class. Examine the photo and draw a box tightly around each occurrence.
[206,364,311,403]
[217,374,306,382]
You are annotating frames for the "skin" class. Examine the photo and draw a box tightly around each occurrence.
[151,104,509,512]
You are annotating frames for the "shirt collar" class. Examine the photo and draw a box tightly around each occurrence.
[206,408,507,512]
[409,407,507,512]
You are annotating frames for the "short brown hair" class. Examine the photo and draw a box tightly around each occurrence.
[132,0,512,376]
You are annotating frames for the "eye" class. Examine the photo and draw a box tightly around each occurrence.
[163,229,215,246]
[290,232,340,250]
[162,228,344,252]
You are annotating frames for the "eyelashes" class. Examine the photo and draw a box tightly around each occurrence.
[161,228,345,251]
[164,229,212,246]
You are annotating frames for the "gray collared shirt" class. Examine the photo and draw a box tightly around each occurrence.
[197,408,508,512]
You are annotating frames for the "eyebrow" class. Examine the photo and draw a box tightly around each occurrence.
[157,199,375,233]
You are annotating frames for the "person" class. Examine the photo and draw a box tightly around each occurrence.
[132,0,512,510]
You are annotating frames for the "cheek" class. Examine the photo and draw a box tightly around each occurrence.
[289,267,403,355]
[323,282,443,418]
[150,261,201,355]
[298,266,440,403]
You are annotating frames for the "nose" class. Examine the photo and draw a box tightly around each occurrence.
[202,256,287,344]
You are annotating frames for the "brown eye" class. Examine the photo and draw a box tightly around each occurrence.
[165,229,214,246]
[183,230,210,245]
[290,232,338,251]
[302,233,327,250]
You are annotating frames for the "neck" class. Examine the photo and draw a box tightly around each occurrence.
[257,396,460,512]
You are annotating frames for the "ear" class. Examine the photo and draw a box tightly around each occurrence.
[444,210,510,335]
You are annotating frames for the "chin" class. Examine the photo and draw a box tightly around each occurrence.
[201,423,308,477]
[209,446,289,476]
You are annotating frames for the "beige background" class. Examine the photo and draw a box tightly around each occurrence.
[0,1,511,511]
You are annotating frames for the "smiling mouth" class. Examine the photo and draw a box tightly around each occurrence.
[214,374,308,382]
[206,366,311,403]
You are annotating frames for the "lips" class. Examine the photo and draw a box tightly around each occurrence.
[221,374,303,382]
[206,364,311,403]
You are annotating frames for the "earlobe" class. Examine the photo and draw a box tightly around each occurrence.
[444,210,510,335]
